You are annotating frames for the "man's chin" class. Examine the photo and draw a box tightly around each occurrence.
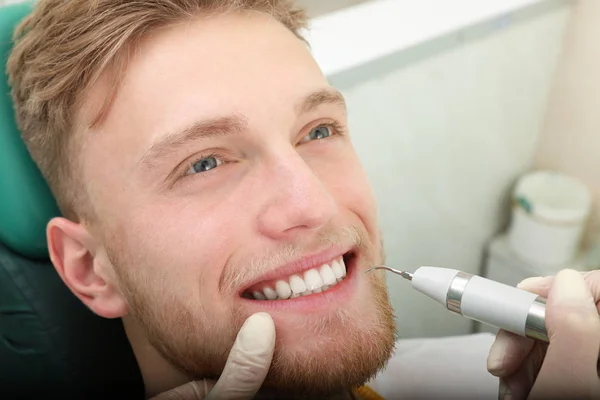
[262,344,393,397]
[260,302,396,396]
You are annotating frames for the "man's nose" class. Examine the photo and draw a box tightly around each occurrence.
[256,152,338,240]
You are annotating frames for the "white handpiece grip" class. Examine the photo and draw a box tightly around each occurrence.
[461,276,538,336]
[411,267,548,341]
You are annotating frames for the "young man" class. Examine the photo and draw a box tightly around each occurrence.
[9,1,395,397]
[8,1,600,399]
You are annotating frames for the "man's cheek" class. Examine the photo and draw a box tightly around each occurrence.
[338,172,377,215]
[338,150,377,204]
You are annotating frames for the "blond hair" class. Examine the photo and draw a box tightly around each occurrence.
[7,0,307,221]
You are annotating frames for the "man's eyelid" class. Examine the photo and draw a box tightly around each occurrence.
[297,118,344,142]
[183,153,224,175]
[167,149,226,182]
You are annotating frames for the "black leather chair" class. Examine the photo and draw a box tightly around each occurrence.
[0,3,144,398]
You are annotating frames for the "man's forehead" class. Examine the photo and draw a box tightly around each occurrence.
[82,11,321,132]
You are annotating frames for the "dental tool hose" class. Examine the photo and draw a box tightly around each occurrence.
[367,266,548,342]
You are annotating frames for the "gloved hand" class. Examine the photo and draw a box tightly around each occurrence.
[151,312,276,400]
[487,269,600,399]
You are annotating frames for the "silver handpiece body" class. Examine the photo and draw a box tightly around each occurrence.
[369,266,548,342]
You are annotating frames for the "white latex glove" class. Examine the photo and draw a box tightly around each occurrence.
[487,269,600,399]
[151,312,276,400]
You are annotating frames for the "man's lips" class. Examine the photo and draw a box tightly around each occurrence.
[239,253,359,313]
[238,246,356,300]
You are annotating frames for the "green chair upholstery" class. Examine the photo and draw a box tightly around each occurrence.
[0,3,144,398]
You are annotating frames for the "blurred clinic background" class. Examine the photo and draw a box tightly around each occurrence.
[299,0,600,339]
[1,0,599,341]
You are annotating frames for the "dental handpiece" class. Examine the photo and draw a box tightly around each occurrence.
[367,266,548,342]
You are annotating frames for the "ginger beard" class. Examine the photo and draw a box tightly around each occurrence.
[106,225,396,396]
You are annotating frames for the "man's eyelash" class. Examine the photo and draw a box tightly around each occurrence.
[182,152,223,175]
[318,121,346,136]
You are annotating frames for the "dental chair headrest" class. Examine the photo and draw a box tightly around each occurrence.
[0,4,145,397]
[0,2,61,260]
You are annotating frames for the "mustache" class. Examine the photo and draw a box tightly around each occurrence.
[221,225,368,292]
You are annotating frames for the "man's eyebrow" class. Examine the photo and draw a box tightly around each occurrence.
[297,88,347,115]
[139,115,247,167]
[138,89,344,167]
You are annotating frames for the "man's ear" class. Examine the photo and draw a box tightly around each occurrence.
[47,217,128,319]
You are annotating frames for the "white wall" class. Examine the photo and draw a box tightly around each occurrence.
[336,2,572,338]
[533,0,600,249]
[297,0,372,17]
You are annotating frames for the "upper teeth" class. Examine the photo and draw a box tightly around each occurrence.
[249,257,347,300]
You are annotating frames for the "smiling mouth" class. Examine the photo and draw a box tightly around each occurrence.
[241,252,355,300]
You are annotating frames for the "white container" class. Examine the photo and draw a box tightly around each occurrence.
[508,170,592,268]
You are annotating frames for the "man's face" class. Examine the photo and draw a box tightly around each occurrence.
[80,12,395,395]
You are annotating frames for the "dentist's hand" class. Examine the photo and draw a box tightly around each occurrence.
[151,312,276,400]
[487,269,600,399]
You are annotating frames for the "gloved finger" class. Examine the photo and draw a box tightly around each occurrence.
[487,271,600,378]
[529,269,600,399]
[487,329,535,377]
[487,276,544,378]
[517,270,600,312]
[150,380,214,400]
[498,378,510,400]
[206,312,276,400]
[498,342,547,400]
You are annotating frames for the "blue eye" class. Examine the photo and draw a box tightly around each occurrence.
[301,125,333,143]
[186,156,223,175]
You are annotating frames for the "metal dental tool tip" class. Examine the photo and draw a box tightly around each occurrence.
[366,266,414,281]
